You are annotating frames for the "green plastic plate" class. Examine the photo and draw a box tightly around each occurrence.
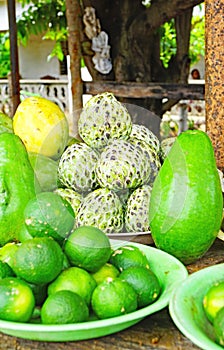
[0,239,188,342]
[169,263,224,350]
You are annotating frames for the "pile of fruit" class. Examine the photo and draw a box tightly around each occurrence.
[0,227,161,324]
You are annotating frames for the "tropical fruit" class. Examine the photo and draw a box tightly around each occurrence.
[54,187,83,216]
[78,92,132,149]
[96,139,151,191]
[124,185,152,232]
[129,123,160,153]
[110,245,150,272]
[0,133,40,246]
[24,191,75,244]
[47,266,96,306]
[75,188,124,233]
[0,277,35,322]
[64,226,112,272]
[91,278,137,319]
[203,281,224,323]
[58,142,99,193]
[13,96,69,160]
[12,237,64,284]
[91,263,120,285]
[119,266,161,308]
[41,290,89,324]
[149,130,223,264]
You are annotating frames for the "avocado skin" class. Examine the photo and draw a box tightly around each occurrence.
[149,130,223,264]
[0,133,41,246]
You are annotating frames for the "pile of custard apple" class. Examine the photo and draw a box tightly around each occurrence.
[57,92,172,234]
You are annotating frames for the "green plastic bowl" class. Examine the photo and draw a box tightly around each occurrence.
[169,263,224,350]
[0,239,188,342]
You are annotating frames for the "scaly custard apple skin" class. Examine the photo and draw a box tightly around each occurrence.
[78,92,133,149]
[75,188,124,233]
[57,143,99,193]
[129,124,160,153]
[128,138,161,186]
[159,137,176,161]
[54,188,83,216]
[96,139,152,191]
[125,185,152,232]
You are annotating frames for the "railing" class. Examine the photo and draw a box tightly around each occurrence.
[0,79,69,115]
[0,79,205,135]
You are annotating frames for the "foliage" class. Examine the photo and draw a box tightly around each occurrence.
[0,33,11,78]
[160,12,205,68]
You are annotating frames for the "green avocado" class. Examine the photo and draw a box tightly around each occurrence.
[149,130,223,264]
[0,133,41,246]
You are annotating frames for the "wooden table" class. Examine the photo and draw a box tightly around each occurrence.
[1,238,224,350]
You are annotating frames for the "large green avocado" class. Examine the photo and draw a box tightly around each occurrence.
[0,133,41,246]
[149,130,223,264]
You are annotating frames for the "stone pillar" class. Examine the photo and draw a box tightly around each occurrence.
[205,0,224,173]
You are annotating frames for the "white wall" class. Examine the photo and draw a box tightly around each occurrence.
[18,34,60,79]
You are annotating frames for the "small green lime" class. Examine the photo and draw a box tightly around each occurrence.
[0,242,19,269]
[0,277,35,322]
[13,237,64,285]
[91,277,137,319]
[47,266,96,306]
[110,245,150,272]
[119,266,161,307]
[203,281,224,323]
[91,263,120,285]
[64,226,111,272]
[41,290,89,324]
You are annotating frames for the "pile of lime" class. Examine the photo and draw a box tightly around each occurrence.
[203,281,224,347]
[0,225,161,325]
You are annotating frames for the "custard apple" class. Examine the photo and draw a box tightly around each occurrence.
[128,138,161,185]
[96,139,151,191]
[129,124,160,153]
[54,188,83,216]
[75,188,124,233]
[78,92,132,149]
[125,185,152,232]
[57,143,99,193]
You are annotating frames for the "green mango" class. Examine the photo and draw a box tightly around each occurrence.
[0,112,13,134]
[149,130,223,264]
[0,133,41,246]
[28,152,59,192]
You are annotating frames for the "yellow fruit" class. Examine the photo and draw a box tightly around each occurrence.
[0,277,35,322]
[203,281,224,323]
[41,290,89,324]
[13,96,69,160]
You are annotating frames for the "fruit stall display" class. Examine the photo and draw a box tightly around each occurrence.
[0,92,223,347]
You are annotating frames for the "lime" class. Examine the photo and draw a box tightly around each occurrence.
[0,242,19,269]
[109,245,150,272]
[0,260,15,279]
[119,266,161,307]
[12,237,64,285]
[91,278,137,319]
[41,290,89,324]
[0,277,35,322]
[47,266,97,306]
[27,282,48,306]
[64,226,111,272]
[91,263,120,285]
[17,223,33,242]
[214,306,224,346]
[24,191,75,244]
[203,281,224,323]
